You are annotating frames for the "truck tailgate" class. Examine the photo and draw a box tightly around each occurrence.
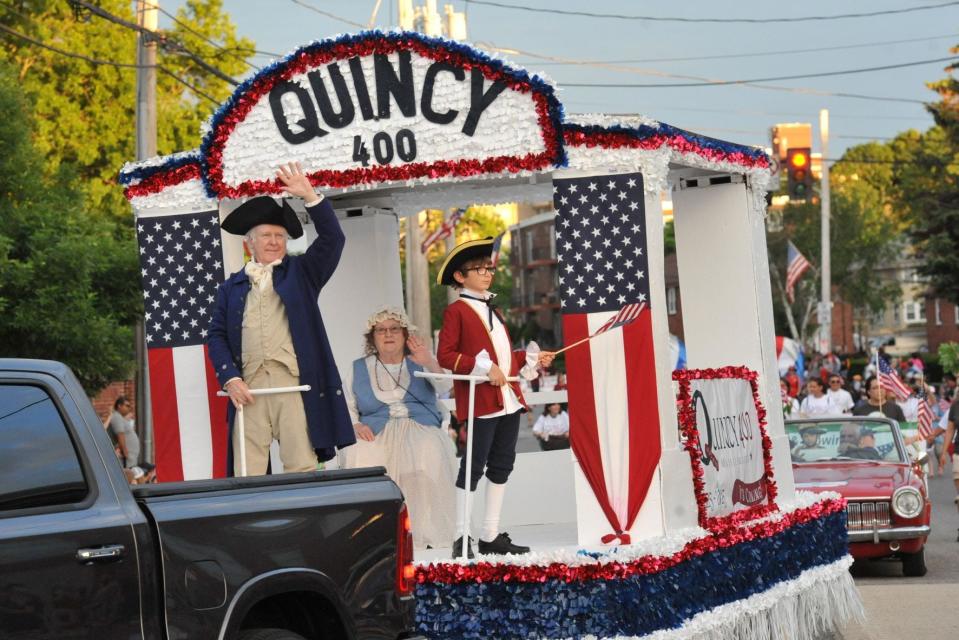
[133,468,409,640]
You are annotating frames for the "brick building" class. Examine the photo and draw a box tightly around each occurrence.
[925,297,959,351]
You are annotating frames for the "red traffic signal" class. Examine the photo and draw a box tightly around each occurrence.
[787,147,813,201]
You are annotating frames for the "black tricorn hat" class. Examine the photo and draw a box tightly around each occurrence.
[221,196,304,239]
[436,237,495,285]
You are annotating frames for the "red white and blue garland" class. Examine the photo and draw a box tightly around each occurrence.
[413,494,857,639]
[119,33,774,210]
[672,366,779,531]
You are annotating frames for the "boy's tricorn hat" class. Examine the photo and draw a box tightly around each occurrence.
[221,196,304,239]
[436,237,495,285]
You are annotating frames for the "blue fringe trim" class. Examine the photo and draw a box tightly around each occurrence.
[415,510,847,639]
[118,152,201,186]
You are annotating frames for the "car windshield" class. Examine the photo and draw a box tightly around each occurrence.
[785,419,905,463]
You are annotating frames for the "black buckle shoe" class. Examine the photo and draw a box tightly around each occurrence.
[477,532,530,555]
[452,536,474,560]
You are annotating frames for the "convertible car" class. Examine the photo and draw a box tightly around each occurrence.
[786,416,931,576]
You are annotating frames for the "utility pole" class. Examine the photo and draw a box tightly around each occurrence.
[135,0,158,462]
[819,109,832,355]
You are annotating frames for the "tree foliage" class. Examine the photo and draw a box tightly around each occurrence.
[768,148,904,346]
[0,0,254,223]
[0,1,254,392]
[0,62,139,391]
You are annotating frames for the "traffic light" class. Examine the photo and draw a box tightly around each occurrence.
[786,147,813,201]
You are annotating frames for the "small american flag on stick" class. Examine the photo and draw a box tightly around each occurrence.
[917,397,935,440]
[421,208,464,254]
[554,302,647,355]
[785,240,811,303]
[878,358,912,402]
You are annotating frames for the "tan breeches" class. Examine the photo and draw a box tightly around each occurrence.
[234,361,317,476]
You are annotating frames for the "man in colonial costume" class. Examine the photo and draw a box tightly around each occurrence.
[207,162,355,475]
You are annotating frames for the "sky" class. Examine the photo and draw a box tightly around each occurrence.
[162,0,956,159]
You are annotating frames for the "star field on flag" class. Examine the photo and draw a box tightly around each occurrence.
[555,173,650,313]
[136,210,224,347]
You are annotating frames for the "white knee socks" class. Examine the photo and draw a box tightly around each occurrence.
[481,481,507,543]
[455,487,471,539]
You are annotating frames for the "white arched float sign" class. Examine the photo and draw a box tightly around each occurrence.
[119,30,794,545]
[199,31,564,198]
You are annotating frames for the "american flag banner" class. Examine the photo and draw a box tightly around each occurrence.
[554,172,661,542]
[917,396,935,440]
[136,211,229,482]
[490,231,505,267]
[785,240,812,303]
[421,208,464,254]
[878,358,912,402]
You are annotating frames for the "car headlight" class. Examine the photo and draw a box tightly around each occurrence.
[892,486,924,519]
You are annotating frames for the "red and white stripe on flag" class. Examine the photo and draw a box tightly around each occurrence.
[785,240,811,303]
[136,209,229,481]
[554,171,660,542]
[878,360,912,402]
[148,346,228,481]
[917,399,935,440]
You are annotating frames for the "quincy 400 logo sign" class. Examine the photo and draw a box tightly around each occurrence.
[688,377,769,519]
[201,32,564,198]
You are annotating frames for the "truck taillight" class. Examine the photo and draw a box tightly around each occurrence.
[396,505,414,596]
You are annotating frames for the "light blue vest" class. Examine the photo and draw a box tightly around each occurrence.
[351,357,442,434]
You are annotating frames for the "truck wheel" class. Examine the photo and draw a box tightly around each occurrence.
[238,629,308,640]
[901,548,927,577]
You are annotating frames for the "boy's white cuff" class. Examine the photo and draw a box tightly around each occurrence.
[470,349,493,376]
[520,341,541,380]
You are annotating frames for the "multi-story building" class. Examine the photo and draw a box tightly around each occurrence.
[925,297,959,352]
[509,202,561,348]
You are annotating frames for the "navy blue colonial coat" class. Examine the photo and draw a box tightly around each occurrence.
[206,198,356,463]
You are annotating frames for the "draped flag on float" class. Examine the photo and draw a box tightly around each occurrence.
[553,172,661,543]
[135,211,228,482]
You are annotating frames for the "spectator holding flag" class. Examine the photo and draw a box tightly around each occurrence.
[853,376,906,422]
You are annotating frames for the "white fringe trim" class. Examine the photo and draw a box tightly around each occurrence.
[579,556,864,640]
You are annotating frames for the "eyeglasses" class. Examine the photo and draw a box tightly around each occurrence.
[829,380,842,385]
[373,326,404,336]
[462,266,496,276]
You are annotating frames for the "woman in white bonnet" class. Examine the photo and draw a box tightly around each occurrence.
[340,306,457,548]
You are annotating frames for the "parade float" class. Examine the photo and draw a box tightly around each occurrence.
[120,31,862,640]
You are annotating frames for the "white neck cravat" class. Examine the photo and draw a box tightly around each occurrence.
[245,258,282,292]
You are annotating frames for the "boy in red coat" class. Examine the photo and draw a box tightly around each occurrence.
[436,238,554,558]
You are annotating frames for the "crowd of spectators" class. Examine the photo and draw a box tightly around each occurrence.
[781,349,958,506]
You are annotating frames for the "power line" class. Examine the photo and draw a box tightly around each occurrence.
[0,23,218,105]
[562,56,958,88]
[70,0,238,86]
[140,1,277,69]
[465,0,959,24]
[510,34,958,66]
[287,0,366,28]
[481,41,934,103]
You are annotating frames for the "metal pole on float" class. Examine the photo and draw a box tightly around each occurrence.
[135,0,158,463]
[415,370,519,561]
[217,385,311,477]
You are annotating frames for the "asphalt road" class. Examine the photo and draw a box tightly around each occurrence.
[835,459,959,640]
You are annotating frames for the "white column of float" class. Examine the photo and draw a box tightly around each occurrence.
[670,180,796,509]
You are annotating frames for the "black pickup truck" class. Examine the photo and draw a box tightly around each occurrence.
[0,359,423,640]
